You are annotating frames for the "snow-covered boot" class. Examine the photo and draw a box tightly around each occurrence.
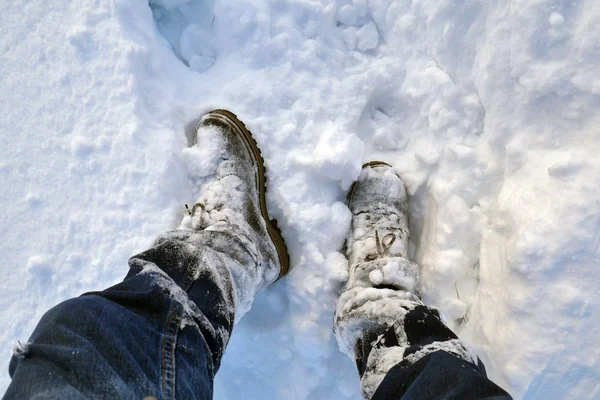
[334,162,477,398]
[345,161,413,268]
[178,109,289,317]
[334,162,421,356]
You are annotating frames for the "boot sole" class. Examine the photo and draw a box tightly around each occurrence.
[202,109,291,281]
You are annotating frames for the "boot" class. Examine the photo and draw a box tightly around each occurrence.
[334,162,422,397]
[335,163,479,398]
[179,109,289,316]
[346,161,412,267]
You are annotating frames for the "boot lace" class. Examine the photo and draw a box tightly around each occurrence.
[185,202,210,229]
[365,230,396,261]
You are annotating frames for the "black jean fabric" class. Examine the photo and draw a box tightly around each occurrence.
[374,351,511,400]
[360,307,512,400]
[5,230,511,399]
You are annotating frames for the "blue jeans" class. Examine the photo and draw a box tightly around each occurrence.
[4,230,511,399]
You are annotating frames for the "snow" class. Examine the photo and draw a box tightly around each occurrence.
[1,0,599,399]
[337,5,359,27]
[356,22,379,52]
[368,269,384,285]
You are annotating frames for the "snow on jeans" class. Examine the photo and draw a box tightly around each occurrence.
[4,230,511,399]
[335,258,511,400]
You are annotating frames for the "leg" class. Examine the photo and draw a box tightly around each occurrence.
[5,110,289,399]
[360,306,511,400]
[6,230,238,399]
[334,163,511,400]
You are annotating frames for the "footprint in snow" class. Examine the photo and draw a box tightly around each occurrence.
[149,0,218,73]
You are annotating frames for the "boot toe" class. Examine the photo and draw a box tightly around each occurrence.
[348,164,408,214]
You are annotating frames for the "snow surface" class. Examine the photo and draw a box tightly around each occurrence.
[1,0,599,398]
